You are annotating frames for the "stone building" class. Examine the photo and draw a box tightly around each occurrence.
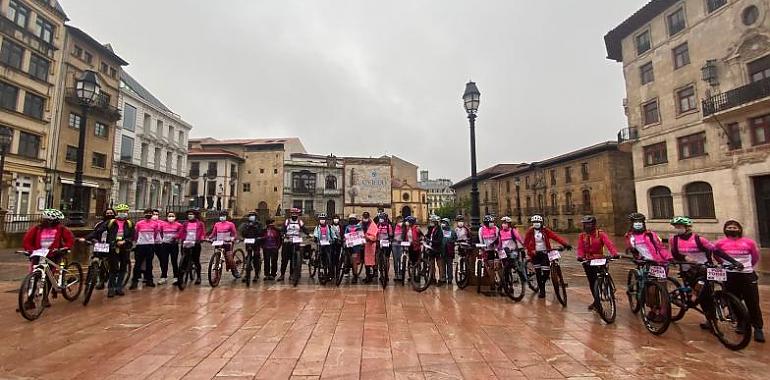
[452,163,523,220]
[342,156,392,218]
[112,72,191,211]
[387,155,428,222]
[49,25,126,216]
[0,0,67,214]
[185,148,242,213]
[605,0,770,244]
[418,170,456,216]
[282,153,343,218]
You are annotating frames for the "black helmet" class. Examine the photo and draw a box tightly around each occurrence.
[317,212,327,220]
[483,215,494,223]
[628,212,646,222]
[581,215,596,224]
[455,215,464,221]
[247,210,257,216]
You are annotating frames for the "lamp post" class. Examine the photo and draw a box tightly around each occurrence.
[514,177,522,224]
[0,128,12,210]
[68,70,101,227]
[462,81,481,231]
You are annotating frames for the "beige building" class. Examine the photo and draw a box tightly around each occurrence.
[282,153,343,218]
[342,156,392,218]
[605,0,770,245]
[452,163,523,220]
[388,155,428,221]
[0,0,67,214]
[418,170,456,216]
[49,25,127,216]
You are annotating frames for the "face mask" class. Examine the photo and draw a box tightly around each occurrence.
[502,223,509,229]
[151,215,159,221]
[320,220,326,225]
[533,222,542,229]
[441,223,448,228]
[291,216,298,221]
[487,222,494,227]
[333,219,339,224]
[632,222,644,231]
[725,230,741,238]
[248,216,256,222]
[675,227,687,235]
[219,216,226,222]
[457,222,464,227]
[117,213,128,219]
[187,214,195,220]
[405,222,411,227]
[167,216,176,222]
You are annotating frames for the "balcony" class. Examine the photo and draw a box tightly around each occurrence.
[205,170,217,179]
[189,170,200,179]
[65,88,121,122]
[617,127,639,143]
[702,77,770,118]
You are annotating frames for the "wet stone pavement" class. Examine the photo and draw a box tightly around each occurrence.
[0,244,768,380]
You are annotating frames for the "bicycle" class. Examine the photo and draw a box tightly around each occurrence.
[238,238,261,287]
[17,248,83,321]
[207,239,244,287]
[178,241,200,290]
[377,239,391,289]
[396,240,411,285]
[500,248,526,302]
[535,247,567,306]
[474,242,493,294]
[82,241,119,306]
[315,238,335,285]
[625,258,672,335]
[306,243,319,280]
[666,261,752,350]
[454,242,471,289]
[582,257,617,324]
[411,242,435,293]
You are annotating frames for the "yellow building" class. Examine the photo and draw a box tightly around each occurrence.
[387,155,428,222]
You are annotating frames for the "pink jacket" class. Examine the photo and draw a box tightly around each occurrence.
[160,221,183,243]
[715,237,760,273]
[134,219,159,246]
[625,231,672,264]
[179,220,206,242]
[208,221,237,241]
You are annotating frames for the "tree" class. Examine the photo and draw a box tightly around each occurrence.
[434,198,470,220]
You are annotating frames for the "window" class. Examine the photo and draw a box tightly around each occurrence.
[673,43,690,69]
[166,152,172,171]
[685,182,715,218]
[100,62,108,74]
[23,92,44,119]
[292,200,303,211]
[725,123,742,150]
[65,145,78,161]
[325,175,337,190]
[176,155,182,175]
[506,180,510,192]
[273,168,278,174]
[178,131,184,145]
[667,8,686,36]
[403,192,411,201]
[678,132,706,159]
[707,0,727,13]
[565,167,572,183]
[304,200,314,214]
[68,113,81,129]
[140,143,148,166]
[550,170,556,185]
[168,125,173,139]
[677,86,697,113]
[650,186,674,219]
[92,152,106,168]
[189,181,198,196]
[189,162,200,177]
[274,187,278,192]
[636,30,651,55]
[94,122,108,138]
[142,113,151,132]
[123,104,137,131]
[0,82,18,111]
[35,17,55,44]
[550,193,558,209]
[120,135,134,162]
[154,148,161,169]
[0,40,24,69]
[642,100,659,125]
[582,190,592,210]
[156,120,163,136]
[242,183,251,192]
[748,55,770,82]
[750,115,770,146]
[72,45,82,58]
[742,5,759,26]
[28,54,49,81]
[640,62,654,85]
[109,67,116,78]
[259,168,265,174]
[207,162,217,177]
[643,142,668,166]
[207,181,216,196]
[525,176,530,189]
[83,51,92,64]
[8,0,29,28]
[18,131,40,159]
[581,163,589,180]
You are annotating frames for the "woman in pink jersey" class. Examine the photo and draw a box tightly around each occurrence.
[179,209,206,285]
[208,210,240,279]
[715,220,764,343]
[159,211,183,285]
[131,208,160,290]
[624,213,671,264]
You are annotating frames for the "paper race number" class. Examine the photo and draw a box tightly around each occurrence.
[649,265,667,279]
[93,243,110,253]
[707,268,727,282]
[547,250,561,261]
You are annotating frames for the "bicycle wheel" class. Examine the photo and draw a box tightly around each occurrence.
[335,251,346,287]
[244,251,253,287]
[503,264,526,302]
[18,271,47,321]
[291,249,302,286]
[233,248,246,275]
[595,275,617,324]
[476,259,484,294]
[179,252,191,291]
[411,257,431,292]
[308,248,318,279]
[526,260,539,292]
[83,262,98,306]
[399,254,409,285]
[254,252,262,281]
[353,253,364,280]
[551,263,567,307]
[123,260,132,287]
[666,277,688,322]
[626,269,640,313]
[318,250,329,286]
[711,290,752,351]
[455,257,469,289]
[61,262,83,301]
[208,250,222,287]
[640,281,671,335]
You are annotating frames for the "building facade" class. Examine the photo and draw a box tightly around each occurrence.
[606,0,770,244]
[0,0,67,214]
[186,148,242,212]
[49,25,126,217]
[342,157,392,218]
[112,72,191,211]
[452,163,523,220]
[282,153,343,218]
[418,170,455,216]
[387,155,428,221]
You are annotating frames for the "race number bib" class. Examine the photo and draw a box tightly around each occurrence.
[216,233,232,242]
[183,241,195,248]
[93,243,110,253]
[31,249,48,257]
[475,243,487,249]
[292,236,303,244]
[380,240,390,247]
[498,250,507,259]
[547,250,561,261]
[244,238,256,244]
[212,240,224,247]
[649,265,667,279]
[706,268,727,282]
[443,230,452,238]
[320,240,330,246]
[400,241,411,247]
[589,258,607,266]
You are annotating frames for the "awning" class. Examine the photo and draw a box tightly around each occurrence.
[59,178,100,188]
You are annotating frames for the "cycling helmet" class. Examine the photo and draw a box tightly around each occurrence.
[483,215,494,223]
[405,216,417,224]
[500,216,512,223]
[670,216,693,226]
[115,203,130,212]
[529,215,544,223]
[42,208,64,221]
[290,207,301,215]
[455,215,465,221]
[348,213,358,220]
[441,218,451,224]
[628,212,646,222]
[581,215,597,224]
[379,212,389,220]
[317,212,327,220]
[430,215,440,223]
[247,210,257,216]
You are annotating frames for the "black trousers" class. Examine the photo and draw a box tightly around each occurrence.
[280,243,296,276]
[108,246,130,290]
[726,271,764,329]
[532,251,549,293]
[263,248,279,277]
[133,245,155,283]
[158,243,179,279]
[181,244,202,278]
[583,263,600,305]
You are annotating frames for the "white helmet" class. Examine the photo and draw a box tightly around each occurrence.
[500,216,512,223]
[429,215,440,222]
[530,215,544,223]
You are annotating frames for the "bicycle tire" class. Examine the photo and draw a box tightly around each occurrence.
[626,269,640,313]
[244,251,252,287]
[526,260,539,292]
[308,248,318,279]
[123,260,132,287]
[411,257,431,292]
[208,250,222,287]
[83,262,98,306]
[254,252,262,281]
[378,251,387,289]
[503,264,526,302]
[335,251,346,286]
[455,256,469,289]
[291,248,302,287]
[318,250,329,285]
[354,253,364,280]
[476,259,484,294]
[595,275,617,324]
[640,281,671,335]
[399,254,409,285]
[18,271,46,321]
[551,263,567,307]
[179,252,192,291]
[711,290,752,351]
[233,248,246,276]
[62,262,83,301]
[666,277,688,322]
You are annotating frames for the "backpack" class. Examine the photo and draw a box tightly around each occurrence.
[670,234,707,258]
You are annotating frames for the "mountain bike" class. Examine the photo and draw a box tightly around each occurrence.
[207,239,243,287]
[541,247,567,306]
[500,248,526,302]
[177,241,200,290]
[377,239,391,289]
[17,248,82,321]
[411,242,435,292]
[290,238,305,287]
[583,257,617,324]
[454,242,471,289]
[397,241,411,285]
[625,258,671,335]
[82,241,113,306]
[474,243,493,294]
[238,238,261,287]
[307,243,320,280]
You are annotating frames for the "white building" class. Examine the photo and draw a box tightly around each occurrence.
[185,148,243,212]
[112,72,191,211]
[418,170,456,215]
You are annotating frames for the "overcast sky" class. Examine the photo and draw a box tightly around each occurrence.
[61,0,644,182]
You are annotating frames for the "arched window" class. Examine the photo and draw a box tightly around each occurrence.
[292,170,316,193]
[649,186,674,219]
[685,182,715,218]
[325,175,337,190]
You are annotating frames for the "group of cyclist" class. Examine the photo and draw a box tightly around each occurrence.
[20,203,764,343]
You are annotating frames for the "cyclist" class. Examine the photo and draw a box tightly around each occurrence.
[523,214,572,298]
[576,215,619,310]
[361,211,380,283]
[454,215,471,245]
[82,208,116,290]
[624,212,671,263]
[104,204,135,296]
[343,214,365,284]
[438,218,457,285]
[313,213,339,282]
[392,216,406,282]
[208,210,240,279]
[159,211,183,285]
[330,215,343,279]
[478,215,500,289]
[179,208,205,285]
[714,220,764,343]
[261,218,282,280]
[239,210,263,283]
[278,208,306,281]
[375,213,394,283]
[131,208,160,290]
[22,209,74,308]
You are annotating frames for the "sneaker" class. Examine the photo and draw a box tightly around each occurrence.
[42,298,51,308]
[107,288,116,298]
[538,291,546,299]
[352,276,358,284]
[755,329,765,343]
[158,277,167,285]
[129,281,138,290]
[587,304,595,311]
[145,281,156,288]
[172,278,179,286]
[276,275,284,282]
[116,288,125,296]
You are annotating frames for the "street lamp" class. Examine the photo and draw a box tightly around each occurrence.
[0,128,12,210]
[462,81,481,231]
[68,70,101,227]
[514,177,522,224]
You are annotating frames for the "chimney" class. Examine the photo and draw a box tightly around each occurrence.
[420,170,429,182]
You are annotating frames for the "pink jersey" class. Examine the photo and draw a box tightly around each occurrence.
[669,234,715,264]
[209,221,237,241]
[179,220,205,242]
[478,226,499,248]
[715,237,760,273]
[160,221,183,243]
[498,227,522,251]
[134,219,159,246]
[625,231,672,264]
